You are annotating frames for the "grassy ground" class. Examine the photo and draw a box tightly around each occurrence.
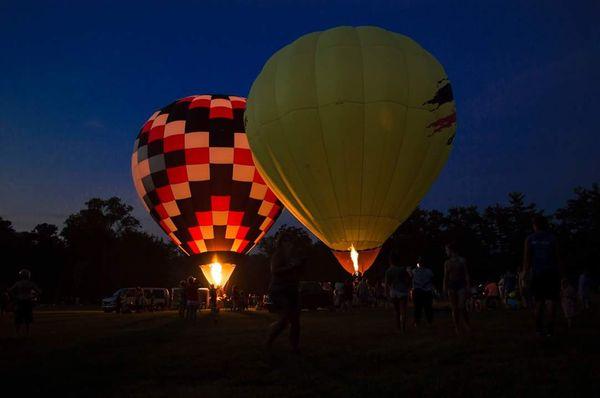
[0,305,598,397]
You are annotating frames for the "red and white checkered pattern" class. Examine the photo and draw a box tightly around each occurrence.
[132,95,282,256]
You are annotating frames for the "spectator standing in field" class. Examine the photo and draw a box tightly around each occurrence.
[505,270,518,295]
[500,270,518,306]
[484,281,500,309]
[357,277,370,306]
[114,290,123,314]
[385,249,411,332]
[342,278,354,312]
[149,291,155,312]
[506,291,519,310]
[8,269,41,338]
[209,284,218,323]
[185,277,200,321]
[523,215,562,337]
[352,273,362,306]
[120,290,131,313]
[578,269,592,311]
[265,231,305,352]
[561,278,577,330]
[333,282,344,309]
[135,287,145,313]
[178,280,187,318]
[367,280,377,307]
[240,290,248,311]
[443,242,471,335]
[412,260,434,327]
[519,268,533,309]
[232,286,240,311]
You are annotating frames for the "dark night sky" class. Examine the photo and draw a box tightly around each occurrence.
[1,0,599,238]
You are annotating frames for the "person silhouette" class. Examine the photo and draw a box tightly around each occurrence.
[265,232,305,352]
[8,269,41,337]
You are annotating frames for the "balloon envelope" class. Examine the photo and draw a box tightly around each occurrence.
[132,95,283,265]
[245,26,456,272]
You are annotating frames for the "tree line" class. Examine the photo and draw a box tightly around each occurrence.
[1,185,598,303]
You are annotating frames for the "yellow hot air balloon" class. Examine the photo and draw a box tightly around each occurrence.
[245,26,456,273]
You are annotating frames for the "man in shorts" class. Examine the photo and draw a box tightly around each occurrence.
[443,243,471,335]
[208,284,219,323]
[9,269,41,337]
[385,249,411,332]
[265,231,305,352]
[523,215,562,336]
[185,277,200,321]
[411,260,435,327]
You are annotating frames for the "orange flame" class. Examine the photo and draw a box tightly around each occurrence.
[199,256,236,288]
[350,245,359,274]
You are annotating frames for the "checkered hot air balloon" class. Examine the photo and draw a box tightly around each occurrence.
[131,95,283,283]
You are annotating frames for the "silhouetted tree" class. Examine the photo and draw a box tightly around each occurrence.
[2,185,598,303]
[255,224,344,284]
[0,217,20,290]
[24,223,65,301]
[479,192,542,280]
[555,184,600,279]
[60,197,148,301]
[258,224,313,257]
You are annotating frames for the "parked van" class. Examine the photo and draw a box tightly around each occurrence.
[102,288,136,313]
[101,287,170,312]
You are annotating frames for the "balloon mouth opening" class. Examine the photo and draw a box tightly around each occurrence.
[331,246,381,275]
[199,256,236,288]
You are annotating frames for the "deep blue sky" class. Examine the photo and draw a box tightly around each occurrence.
[1,0,599,237]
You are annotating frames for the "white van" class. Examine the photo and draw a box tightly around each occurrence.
[101,287,170,312]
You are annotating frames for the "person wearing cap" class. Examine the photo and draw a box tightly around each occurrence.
[411,259,435,327]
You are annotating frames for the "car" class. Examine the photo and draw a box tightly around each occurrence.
[102,288,135,313]
[101,287,170,313]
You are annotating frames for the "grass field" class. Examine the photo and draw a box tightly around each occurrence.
[0,305,598,397]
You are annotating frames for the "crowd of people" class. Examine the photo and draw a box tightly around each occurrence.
[174,278,268,322]
[176,277,219,321]
[1,216,596,346]
[265,215,596,351]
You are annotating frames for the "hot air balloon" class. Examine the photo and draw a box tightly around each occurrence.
[131,95,283,287]
[245,26,456,275]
